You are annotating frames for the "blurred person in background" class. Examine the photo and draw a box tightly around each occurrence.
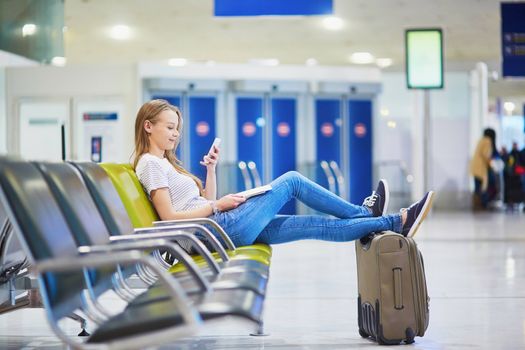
[470,128,496,211]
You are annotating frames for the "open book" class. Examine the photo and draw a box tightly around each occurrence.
[236,185,272,199]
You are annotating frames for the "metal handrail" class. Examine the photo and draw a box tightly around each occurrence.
[238,161,253,190]
[247,161,262,188]
[320,160,337,194]
[329,161,346,200]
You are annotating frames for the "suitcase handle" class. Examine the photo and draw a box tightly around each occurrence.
[393,268,404,310]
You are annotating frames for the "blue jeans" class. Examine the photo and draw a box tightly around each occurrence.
[211,171,402,246]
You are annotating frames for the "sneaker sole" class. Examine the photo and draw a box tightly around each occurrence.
[380,179,389,215]
[407,191,435,238]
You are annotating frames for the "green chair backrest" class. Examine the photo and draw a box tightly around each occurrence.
[99,163,159,228]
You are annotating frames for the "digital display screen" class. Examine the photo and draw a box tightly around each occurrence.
[405,29,444,89]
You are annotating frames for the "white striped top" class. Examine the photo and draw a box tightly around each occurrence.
[135,153,209,212]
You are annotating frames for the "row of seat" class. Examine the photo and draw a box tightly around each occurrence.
[0,157,272,349]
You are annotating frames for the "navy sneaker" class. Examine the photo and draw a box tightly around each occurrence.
[363,179,389,216]
[401,191,435,237]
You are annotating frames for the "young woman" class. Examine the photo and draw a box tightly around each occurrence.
[133,99,434,247]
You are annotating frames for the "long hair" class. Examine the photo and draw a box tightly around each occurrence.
[132,99,204,195]
[483,128,498,157]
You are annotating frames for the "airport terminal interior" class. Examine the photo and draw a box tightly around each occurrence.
[0,0,525,349]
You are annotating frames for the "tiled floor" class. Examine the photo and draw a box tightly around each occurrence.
[1,211,524,349]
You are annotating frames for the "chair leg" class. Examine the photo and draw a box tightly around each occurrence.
[67,312,90,337]
[250,321,269,336]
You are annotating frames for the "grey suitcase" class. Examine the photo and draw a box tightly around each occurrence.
[355,232,429,345]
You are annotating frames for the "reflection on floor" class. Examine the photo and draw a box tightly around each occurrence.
[0,211,524,349]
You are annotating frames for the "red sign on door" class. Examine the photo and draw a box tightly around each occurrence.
[196,121,210,137]
[242,122,256,137]
[321,122,334,137]
[277,122,290,137]
[354,123,367,138]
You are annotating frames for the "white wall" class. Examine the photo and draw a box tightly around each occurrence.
[0,68,5,154]
[5,65,138,161]
[376,72,472,210]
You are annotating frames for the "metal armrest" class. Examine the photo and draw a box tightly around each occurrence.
[126,224,229,262]
[35,250,201,349]
[152,218,236,250]
[78,239,211,293]
[110,231,222,274]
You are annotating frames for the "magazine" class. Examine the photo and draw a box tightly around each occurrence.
[235,185,272,199]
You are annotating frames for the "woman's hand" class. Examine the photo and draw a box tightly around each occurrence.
[215,194,246,212]
[200,145,220,170]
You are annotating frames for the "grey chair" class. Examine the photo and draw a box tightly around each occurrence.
[0,157,265,349]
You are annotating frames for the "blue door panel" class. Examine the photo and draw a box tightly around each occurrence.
[315,99,341,192]
[348,100,372,204]
[271,98,296,214]
[188,97,216,182]
[236,97,264,191]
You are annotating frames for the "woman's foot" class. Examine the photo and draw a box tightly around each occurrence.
[363,179,389,216]
[400,191,435,237]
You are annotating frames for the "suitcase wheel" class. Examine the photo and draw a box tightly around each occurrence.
[405,327,415,344]
[358,328,369,338]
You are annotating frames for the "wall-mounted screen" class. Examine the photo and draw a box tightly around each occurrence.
[405,29,444,89]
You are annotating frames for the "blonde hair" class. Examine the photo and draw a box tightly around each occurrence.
[132,99,204,195]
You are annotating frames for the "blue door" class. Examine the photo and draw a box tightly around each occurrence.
[271,97,297,214]
[347,100,372,204]
[236,97,264,191]
[188,96,216,182]
[315,98,342,192]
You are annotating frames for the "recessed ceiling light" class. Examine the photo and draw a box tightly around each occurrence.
[51,56,66,66]
[249,58,279,66]
[305,58,318,66]
[322,16,344,31]
[22,24,37,37]
[349,52,375,64]
[503,102,515,114]
[387,120,397,128]
[376,58,393,68]
[168,58,188,66]
[110,25,132,40]
[380,108,390,117]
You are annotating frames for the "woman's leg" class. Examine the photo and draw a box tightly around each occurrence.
[267,171,371,219]
[254,214,402,245]
[214,171,384,246]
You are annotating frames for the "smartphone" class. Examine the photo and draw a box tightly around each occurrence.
[208,137,221,154]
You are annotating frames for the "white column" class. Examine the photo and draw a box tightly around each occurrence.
[469,62,488,156]
[411,90,425,201]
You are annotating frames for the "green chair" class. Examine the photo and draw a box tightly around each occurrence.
[99,163,272,268]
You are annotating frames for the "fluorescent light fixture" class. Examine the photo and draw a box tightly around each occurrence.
[322,16,344,31]
[51,56,66,66]
[349,52,375,64]
[168,58,188,66]
[503,101,515,114]
[249,58,279,66]
[376,58,393,68]
[22,24,37,37]
[110,25,132,40]
[405,28,443,89]
[305,58,318,66]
